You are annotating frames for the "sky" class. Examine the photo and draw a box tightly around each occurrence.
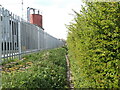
[0,0,83,39]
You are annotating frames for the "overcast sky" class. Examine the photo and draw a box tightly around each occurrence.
[0,0,83,39]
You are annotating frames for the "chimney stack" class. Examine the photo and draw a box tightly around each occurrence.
[27,7,43,28]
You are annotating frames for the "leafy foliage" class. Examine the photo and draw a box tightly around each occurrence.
[2,48,68,89]
[67,2,120,88]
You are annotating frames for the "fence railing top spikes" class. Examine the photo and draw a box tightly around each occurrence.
[0,6,65,61]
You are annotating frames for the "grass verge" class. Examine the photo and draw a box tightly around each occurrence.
[1,47,68,89]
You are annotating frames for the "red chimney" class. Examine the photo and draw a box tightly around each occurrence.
[30,14,43,28]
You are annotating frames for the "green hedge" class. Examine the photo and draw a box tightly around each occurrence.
[67,2,120,88]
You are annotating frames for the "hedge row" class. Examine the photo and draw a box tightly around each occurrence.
[67,2,120,88]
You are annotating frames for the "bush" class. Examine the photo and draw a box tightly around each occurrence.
[67,2,120,88]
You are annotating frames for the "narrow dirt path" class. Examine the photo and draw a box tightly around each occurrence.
[66,55,74,90]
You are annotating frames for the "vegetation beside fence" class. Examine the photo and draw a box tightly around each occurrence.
[2,47,68,89]
[67,2,120,88]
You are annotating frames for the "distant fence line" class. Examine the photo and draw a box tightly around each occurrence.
[0,7,65,62]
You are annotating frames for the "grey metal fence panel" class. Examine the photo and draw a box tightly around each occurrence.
[0,7,65,61]
[0,5,1,88]
[0,7,2,63]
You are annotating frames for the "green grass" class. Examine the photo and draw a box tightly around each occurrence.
[1,47,68,89]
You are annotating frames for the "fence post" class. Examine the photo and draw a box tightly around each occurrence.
[38,27,40,51]
[0,6,2,89]
[18,17,22,60]
[0,6,2,63]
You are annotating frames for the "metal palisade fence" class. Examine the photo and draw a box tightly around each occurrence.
[0,6,65,62]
